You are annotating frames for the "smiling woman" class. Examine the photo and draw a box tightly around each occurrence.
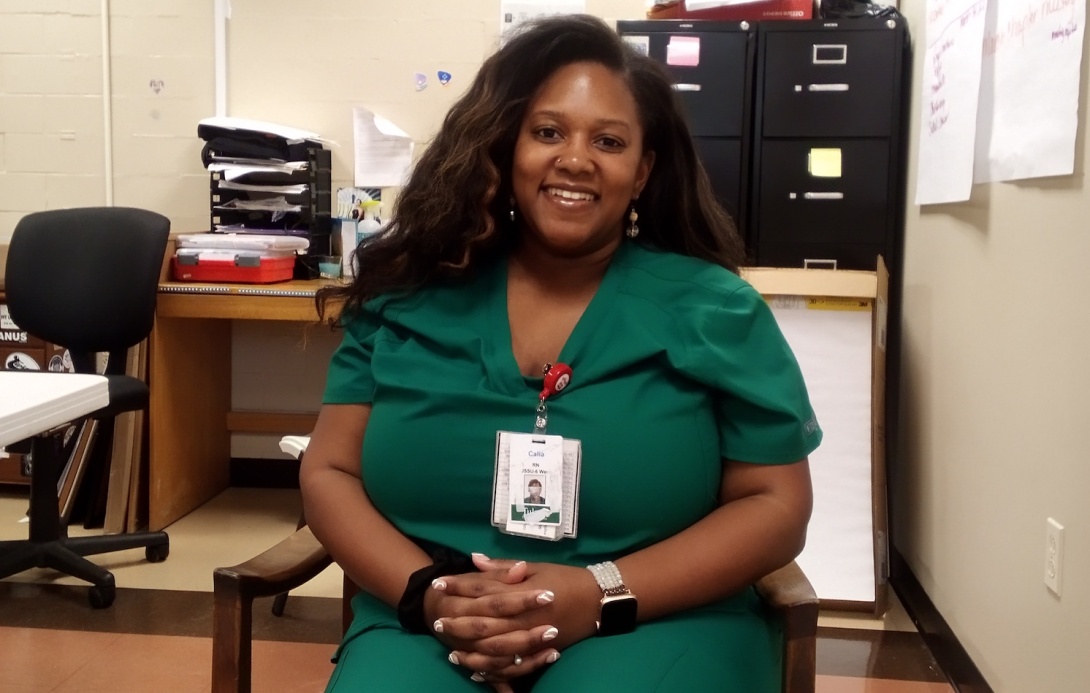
[510,61,654,261]
[303,14,820,693]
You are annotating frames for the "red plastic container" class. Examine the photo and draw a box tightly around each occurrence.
[171,254,295,284]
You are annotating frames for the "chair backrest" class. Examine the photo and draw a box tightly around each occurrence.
[5,207,170,360]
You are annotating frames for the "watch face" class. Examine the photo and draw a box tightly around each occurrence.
[598,595,638,636]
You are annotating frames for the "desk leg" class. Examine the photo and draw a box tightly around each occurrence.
[149,316,232,531]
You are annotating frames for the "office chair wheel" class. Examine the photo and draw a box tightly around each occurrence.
[88,584,115,609]
[145,543,169,563]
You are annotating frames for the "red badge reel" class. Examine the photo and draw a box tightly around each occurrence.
[541,362,573,400]
[534,363,572,434]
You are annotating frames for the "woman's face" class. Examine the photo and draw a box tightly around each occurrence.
[511,61,654,258]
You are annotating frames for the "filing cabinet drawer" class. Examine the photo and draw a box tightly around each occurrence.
[756,139,890,245]
[622,25,752,137]
[760,27,900,137]
[693,136,744,221]
[757,241,886,271]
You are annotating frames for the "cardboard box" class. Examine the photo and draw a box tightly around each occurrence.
[0,304,75,485]
[648,0,814,22]
[741,258,888,614]
[1,303,44,349]
[0,303,74,372]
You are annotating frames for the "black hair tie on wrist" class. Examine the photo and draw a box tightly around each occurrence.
[397,546,478,634]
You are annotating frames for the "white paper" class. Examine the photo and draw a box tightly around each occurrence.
[353,107,415,188]
[973,0,1086,183]
[208,162,308,179]
[769,299,877,603]
[199,116,324,144]
[500,0,586,39]
[914,0,988,205]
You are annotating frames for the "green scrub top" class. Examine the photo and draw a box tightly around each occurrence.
[321,242,821,692]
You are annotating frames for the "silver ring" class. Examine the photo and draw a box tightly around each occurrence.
[513,654,523,666]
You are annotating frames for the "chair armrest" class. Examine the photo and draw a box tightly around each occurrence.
[212,526,333,693]
[754,560,818,693]
[755,560,819,622]
[213,524,332,600]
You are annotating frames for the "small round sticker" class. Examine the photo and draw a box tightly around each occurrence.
[5,352,42,370]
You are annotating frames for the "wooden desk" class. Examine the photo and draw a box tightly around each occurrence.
[149,280,337,530]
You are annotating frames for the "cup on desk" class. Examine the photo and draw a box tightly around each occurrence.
[316,255,343,280]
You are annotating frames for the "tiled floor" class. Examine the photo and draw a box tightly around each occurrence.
[0,487,953,692]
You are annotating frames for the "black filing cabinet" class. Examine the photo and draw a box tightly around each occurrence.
[751,18,909,271]
[617,21,756,238]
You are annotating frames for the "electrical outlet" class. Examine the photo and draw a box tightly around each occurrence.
[1045,517,1064,596]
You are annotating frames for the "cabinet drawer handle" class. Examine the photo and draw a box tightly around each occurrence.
[807,83,849,92]
[672,83,702,92]
[803,192,845,200]
[813,44,848,64]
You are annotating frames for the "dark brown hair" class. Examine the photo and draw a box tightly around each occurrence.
[318,14,744,325]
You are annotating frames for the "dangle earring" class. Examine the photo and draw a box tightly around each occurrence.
[626,203,640,239]
[509,195,516,223]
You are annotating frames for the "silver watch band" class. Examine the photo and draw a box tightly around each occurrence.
[586,561,629,597]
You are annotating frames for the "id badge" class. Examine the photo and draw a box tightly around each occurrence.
[492,431,581,541]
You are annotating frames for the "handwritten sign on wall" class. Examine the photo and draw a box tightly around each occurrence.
[915,0,1086,205]
[974,0,1086,183]
[916,0,988,205]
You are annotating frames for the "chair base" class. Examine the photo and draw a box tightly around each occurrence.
[0,429,170,608]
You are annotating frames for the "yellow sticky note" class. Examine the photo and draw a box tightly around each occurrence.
[808,148,842,178]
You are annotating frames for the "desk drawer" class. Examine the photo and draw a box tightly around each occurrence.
[755,138,890,245]
[757,241,886,271]
[618,22,753,138]
[760,27,900,138]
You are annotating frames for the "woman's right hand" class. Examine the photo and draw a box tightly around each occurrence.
[424,560,563,682]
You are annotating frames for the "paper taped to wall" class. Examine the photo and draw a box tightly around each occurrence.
[353,107,414,188]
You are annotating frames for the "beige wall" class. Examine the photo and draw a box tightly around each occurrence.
[2,1,1087,689]
[0,0,211,241]
[896,1,1089,691]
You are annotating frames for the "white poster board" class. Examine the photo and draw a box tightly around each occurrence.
[744,263,888,610]
[770,299,878,604]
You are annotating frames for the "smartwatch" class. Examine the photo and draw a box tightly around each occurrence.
[586,561,638,636]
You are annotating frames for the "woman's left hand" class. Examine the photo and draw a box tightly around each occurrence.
[436,555,602,683]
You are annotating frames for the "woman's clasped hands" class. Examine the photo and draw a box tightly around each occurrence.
[425,553,602,690]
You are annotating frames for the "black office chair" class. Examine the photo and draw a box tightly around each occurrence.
[0,207,172,608]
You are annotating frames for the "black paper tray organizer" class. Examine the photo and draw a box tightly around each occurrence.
[206,147,332,280]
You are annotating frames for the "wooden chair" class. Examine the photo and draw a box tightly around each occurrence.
[211,526,818,693]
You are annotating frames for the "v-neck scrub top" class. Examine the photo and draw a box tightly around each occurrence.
[321,242,821,692]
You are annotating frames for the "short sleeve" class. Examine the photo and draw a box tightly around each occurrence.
[681,282,822,464]
[322,306,382,405]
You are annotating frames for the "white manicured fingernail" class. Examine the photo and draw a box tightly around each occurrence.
[472,552,489,560]
[448,652,459,665]
[546,651,561,663]
[431,578,447,590]
[471,672,486,682]
[537,590,555,604]
[513,560,526,568]
[542,626,559,641]
[433,619,444,633]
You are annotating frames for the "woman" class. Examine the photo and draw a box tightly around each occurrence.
[302,14,819,692]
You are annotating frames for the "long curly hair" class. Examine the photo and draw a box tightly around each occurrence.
[317,14,745,325]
